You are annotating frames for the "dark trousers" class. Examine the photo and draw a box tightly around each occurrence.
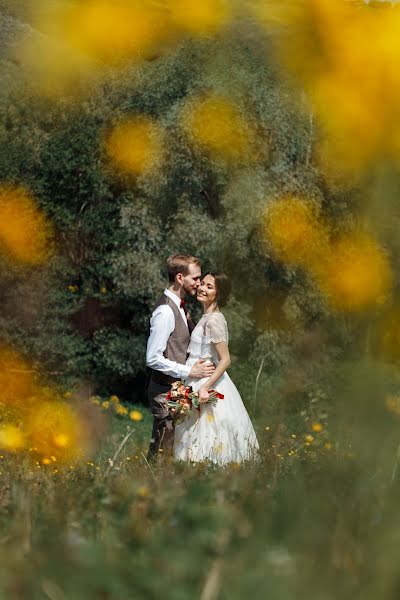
[147,379,174,462]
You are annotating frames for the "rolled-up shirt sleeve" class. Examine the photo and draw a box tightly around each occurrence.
[146,305,191,380]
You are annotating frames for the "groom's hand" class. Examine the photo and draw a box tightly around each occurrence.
[189,359,215,379]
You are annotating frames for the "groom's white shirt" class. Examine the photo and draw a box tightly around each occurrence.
[146,289,191,380]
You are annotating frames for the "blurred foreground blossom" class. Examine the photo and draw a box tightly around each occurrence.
[316,232,392,312]
[25,399,85,462]
[168,0,232,36]
[0,425,25,452]
[254,0,400,176]
[105,116,164,176]
[0,186,54,265]
[263,196,329,270]
[44,0,168,65]
[182,94,258,165]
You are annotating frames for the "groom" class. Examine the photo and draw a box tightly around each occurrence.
[146,253,215,461]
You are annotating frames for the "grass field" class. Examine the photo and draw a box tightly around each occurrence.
[0,395,398,600]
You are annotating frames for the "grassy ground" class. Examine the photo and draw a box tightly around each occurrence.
[0,395,399,600]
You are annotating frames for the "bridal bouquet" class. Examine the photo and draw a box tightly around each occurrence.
[166,380,224,424]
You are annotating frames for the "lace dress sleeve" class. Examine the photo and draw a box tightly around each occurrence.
[204,313,229,344]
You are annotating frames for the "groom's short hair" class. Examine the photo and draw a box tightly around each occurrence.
[167,254,201,283]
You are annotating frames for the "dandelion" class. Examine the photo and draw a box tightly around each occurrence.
[305,435,314,444]
[130,410,144,422]
[311,423,323,433]
[110,395,119,404]
[116,405,128,416]
[102,401,110,410]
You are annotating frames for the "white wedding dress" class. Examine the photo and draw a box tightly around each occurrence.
[174,312,259,465]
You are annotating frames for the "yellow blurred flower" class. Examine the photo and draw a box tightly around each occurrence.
[305,434,314,444]
[42,457,51,465]
[110,395,119,404]
[261,0,400,176]
[182,94,256,164]
[263,196,329,269]
[102,401,110,409]
[311,422,323,433]
[169,0,231,36]
[58,0,168,65]
[106,116,163,176]
[116,405,128,416]
[136,485,150,498]
[0,425,25,452]
[324,442,333,451]
[316,232,392,312]
[0,346,38,409]
[385,394,400,417]
[25,400,84,461]
[0,186,54,265]
[130,410,144,422]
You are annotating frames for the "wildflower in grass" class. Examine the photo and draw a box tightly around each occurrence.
[102,401,110,409]
[110,395,119,404]
[116,405,128,416]
[324,442,333,450]
[385,394,400,417]
[42,458,51,465]
[136,485,150,498]
[305,435,314,444]
[311,423,323,433]
[130,410,144,422]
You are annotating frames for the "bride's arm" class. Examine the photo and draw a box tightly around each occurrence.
[198,342,231,403]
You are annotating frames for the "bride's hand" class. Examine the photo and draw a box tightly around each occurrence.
[198,386,210,404]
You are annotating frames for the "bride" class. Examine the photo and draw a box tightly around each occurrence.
[174,272,259,465]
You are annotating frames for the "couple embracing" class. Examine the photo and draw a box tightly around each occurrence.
[146,254,259,465]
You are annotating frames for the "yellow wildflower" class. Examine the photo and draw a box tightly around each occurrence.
[130,410,144,422]
[116,405,128,416]
[305,435,314,444]
[102,401,110,409]
[311,423,323,433]
[110,395,119,404]
[42,458,51,465]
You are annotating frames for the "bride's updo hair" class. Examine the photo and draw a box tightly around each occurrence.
[206,272,231,308]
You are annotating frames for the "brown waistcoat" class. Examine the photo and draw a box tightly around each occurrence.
[150,294,195,386]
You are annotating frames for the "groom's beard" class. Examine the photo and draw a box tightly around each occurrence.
[182,283,197,296]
